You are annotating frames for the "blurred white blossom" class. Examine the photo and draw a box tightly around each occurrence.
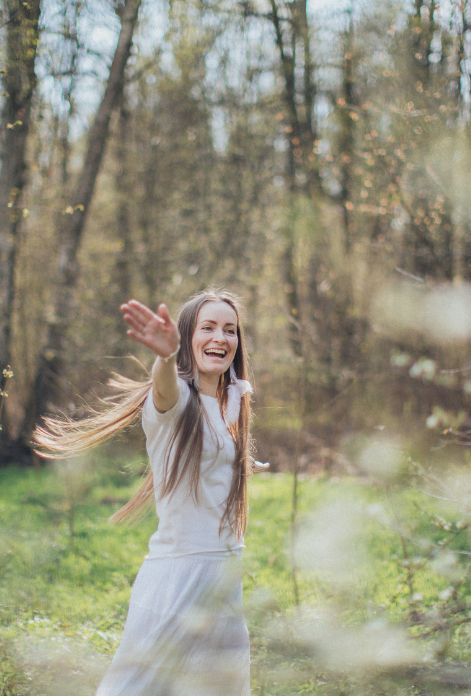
[292,494,369,586]
[422,284,471,343]
[425,131,471,220]
[264,603,424,673]
[434,467,471,518]
[409,357,437,381]
[356,435,404,480]
[371,280,471,345]
[12,633,108,696]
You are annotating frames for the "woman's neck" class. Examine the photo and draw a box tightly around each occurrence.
[198,373,219,397]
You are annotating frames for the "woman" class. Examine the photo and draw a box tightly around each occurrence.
[33,288,257,696]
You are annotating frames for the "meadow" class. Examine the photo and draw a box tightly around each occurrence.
[1,454,470,696]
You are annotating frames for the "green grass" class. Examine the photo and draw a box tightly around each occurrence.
[0,458,470,695]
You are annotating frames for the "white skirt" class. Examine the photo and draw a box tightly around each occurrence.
[95,553,250,696]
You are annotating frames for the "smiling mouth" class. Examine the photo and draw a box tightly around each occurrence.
[204,349,227,358]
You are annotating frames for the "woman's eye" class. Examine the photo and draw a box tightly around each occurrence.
[201,325,235,334]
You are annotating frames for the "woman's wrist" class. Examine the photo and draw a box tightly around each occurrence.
[160,342,180,363]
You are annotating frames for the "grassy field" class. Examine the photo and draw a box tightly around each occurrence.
[0,454,470,695]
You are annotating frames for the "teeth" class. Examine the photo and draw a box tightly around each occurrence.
[205,349,226,356]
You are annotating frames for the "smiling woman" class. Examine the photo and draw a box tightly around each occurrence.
[192,302,239,395]
[32,287,255,696]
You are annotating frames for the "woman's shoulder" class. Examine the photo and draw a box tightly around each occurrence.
[141,376,191,434]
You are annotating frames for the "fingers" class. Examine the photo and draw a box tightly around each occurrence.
[122,311,143,334]
[126,328,156,353]
[125,328,139,341]
[121,299,157,325]
[121,300,164,332]
[120,300,174,354]
[156,303,172,323]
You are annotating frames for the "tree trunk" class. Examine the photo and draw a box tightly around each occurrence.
[0,0,41,449]
[338,8,355,255]
[112,92,133,350]
[9,0,142,462]
[269,0,304,356]
[298,0,321,197]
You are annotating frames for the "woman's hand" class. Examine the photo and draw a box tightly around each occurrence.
[120,300,180,358]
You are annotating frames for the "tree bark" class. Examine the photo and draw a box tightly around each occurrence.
[338,8,355,255]
[113,92,133,344]
[0,0,41,447]
[11,0,142,461]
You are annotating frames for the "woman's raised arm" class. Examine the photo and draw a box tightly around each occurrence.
[120,300,181,413]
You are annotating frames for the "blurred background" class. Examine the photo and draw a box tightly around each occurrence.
[1,0,471,694]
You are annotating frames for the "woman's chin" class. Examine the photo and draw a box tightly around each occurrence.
[198,364,229,377]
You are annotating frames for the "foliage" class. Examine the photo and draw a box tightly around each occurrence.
[1,457,471,694]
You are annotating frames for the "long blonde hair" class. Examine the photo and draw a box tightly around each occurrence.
[32,288,254,539]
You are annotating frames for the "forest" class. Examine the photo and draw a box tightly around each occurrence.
[1,0,471,694]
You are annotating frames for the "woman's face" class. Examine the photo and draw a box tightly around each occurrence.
[191,301,239,378]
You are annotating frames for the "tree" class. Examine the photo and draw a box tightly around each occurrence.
[0,0,41,446]
[0,0,143,463]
